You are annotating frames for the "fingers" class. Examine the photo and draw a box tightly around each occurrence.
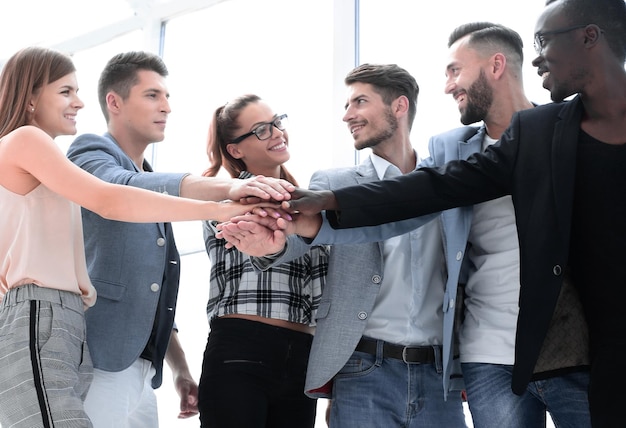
[216,219,287,256]
[239,196,262,204]
[219,214,281,230]
[250,206,293,221]
[232,176,295,201]
[281,200,299,213]
[176,379,199,419]
[254,176,295,199]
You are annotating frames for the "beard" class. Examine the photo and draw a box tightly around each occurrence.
[355,109,398,150]
[460,69,493,125]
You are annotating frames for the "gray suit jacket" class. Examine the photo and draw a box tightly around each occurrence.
[67,133,187,388]
[255,157,462,398]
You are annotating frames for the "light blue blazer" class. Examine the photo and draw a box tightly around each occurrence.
[67,133,188,388]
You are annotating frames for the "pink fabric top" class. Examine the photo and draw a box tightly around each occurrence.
[0,183,96,307]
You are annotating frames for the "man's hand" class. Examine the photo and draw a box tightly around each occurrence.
[281,188,337,215]
[217,215,289,256]
[165,331,199,419]
[228,175,295,203]
[174,372,199,419]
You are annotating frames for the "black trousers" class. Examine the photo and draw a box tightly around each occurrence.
[198,317,316,428]
[589,342,626,427]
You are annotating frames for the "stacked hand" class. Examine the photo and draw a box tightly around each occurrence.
[217,186,335,256]
[228,175,295,203]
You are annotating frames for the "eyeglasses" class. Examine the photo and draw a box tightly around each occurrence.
[230,114,288,144]
[534,24,588,55]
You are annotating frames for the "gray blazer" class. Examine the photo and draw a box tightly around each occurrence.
[67,133,187,388]
[255,157,463,398]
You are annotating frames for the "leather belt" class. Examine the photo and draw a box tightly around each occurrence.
[355,338,437,364]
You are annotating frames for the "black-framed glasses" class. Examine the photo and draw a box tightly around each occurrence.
[534,24,588,55]
[230,114,288,144]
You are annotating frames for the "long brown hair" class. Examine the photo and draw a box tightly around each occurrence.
[203,94,298,186]
[0,47,76,138]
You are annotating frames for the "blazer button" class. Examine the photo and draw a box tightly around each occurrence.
[156,238,166,247]
[456,251,463,261]
[357,311,368,320]
[448,298,455,310]
[150,283,160,292]
[371,275,382,284]
[552,265,562,276]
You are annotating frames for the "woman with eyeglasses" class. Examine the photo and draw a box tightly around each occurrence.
[198,94,328,428]
[0,49,277,428]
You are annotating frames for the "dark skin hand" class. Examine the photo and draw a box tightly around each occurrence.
[280,188,337,215]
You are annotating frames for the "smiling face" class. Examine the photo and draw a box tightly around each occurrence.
[445,37,494,125]
[225,101,290,177]
[113,69,171,145]
[343,82,398,151]
[30,72,83,138]
[531,3,590,102]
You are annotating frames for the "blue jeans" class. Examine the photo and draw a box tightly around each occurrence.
[330,340,466,428]
[462,363,591,428]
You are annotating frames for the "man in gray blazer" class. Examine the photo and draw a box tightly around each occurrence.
[67,51,294,427]
[239,63,466,427]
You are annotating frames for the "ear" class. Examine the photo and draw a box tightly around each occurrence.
[106,92,122,116]
[491,53,507,80]
[27,95,38,113]
[394,95,410,116]
[583,24,603,49]
[226,143,244,159]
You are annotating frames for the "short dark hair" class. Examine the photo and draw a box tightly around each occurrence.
[448,22,525,68]
[344,63,419,130]
[98,51,168,122]
[545,0,626,63]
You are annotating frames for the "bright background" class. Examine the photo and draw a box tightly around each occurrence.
[1,1,554,427]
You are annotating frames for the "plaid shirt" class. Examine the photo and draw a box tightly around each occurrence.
[203,210,328,327]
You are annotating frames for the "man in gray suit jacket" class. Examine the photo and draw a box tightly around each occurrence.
[67,51,294,427]
[233,63,466,427]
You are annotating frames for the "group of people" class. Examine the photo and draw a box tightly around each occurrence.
[0,0,624,428]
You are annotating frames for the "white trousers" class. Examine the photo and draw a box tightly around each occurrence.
[84,358,158,428]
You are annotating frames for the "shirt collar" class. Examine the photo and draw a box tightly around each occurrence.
[369,150,419,180]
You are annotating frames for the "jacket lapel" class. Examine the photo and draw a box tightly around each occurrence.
[458,126,485,159]
[355,157,378,184]
[552,97,584,239]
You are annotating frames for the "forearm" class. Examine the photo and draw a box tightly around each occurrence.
[180,175,233,201]
[165,330,192,378]
[90,180,259,224]
[166,330,199,418]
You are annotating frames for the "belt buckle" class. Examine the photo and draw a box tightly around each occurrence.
[402,346,418,364]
